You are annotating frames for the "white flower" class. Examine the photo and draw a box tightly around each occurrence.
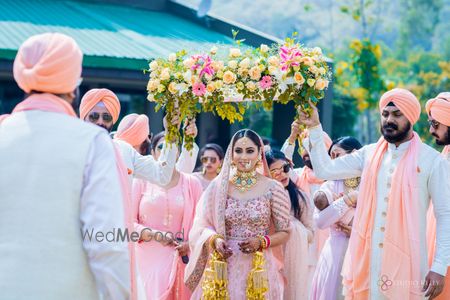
[229,48,241,58]
[149,60,159,71]
[183,58,195,69]
[183,70,192,83]
[160,68,170,81]
[312,47,322,56]
[239,58,251,69]
[260,44,269,53]
[228,60,238,69]
[168,53,177,62]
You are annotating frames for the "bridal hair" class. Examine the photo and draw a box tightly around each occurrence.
[328,136,362,156]
[266,149,306,220]
[231,129,263,150]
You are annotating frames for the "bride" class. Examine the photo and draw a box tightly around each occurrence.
[185,129,291,299]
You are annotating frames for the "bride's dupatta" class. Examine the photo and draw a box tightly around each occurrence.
[184,132,289,293]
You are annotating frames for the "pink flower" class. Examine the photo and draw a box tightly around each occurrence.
[259,76,273,90]
[191,54,215,78]
[279,45,303,71]
[192,82,206,96]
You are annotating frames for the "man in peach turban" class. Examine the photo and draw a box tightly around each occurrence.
[80,88,121,132]
[0,33,130,299]
[425,92,450,300]
[298,88,450,300]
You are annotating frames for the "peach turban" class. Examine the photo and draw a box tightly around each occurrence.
[426,92,450,127]
[379,88,421,124]
[13,33,82,94]
[115,114,150,147]
[79,89,121,123]
[0,114,10,125]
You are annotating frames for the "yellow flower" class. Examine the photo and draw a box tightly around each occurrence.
[168,82,178,94]
[372,44,382,60]
[147,94,155,102]
[228,60,238,69]
[294,72,305,85]
[216,70,224,79]
[343,81,350,87]
[307,79,316,87]
[168,53,177,62]
[258,64,266,72]
[236,81,245,90]
[260,44,269,53]
[157,84,166,93]
[293,66,300,72]
[387,81,395,90]
[249,66,261,81]
[312,47,322,56]
[238,67,249,77]
[315,79,327,90]
[300,57,314,67]
[239,58,251,69]
[246,81,257,92]
[350,87,368,102]
[147,79,160,92]
[211,61,224,72]
[149,60,159,71]
[223,71,237,84]
[183,58,195,69]
[350,39,363,53]
[229,48,241,58]
[268,66,277,75]
[160,68,170,81]
[214,80,223,89]
[268,56,280,66]
[207,83,216,93]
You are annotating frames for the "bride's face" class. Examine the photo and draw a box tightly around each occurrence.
[232,137,260,172]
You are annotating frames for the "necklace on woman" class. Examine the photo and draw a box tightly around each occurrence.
[231,170,258,193]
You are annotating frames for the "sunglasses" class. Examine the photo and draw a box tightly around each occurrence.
[428,119,440,130]
[88,112,113,123]
[201,156,217,164]
[270,163,290,175]
[156,143,164,150]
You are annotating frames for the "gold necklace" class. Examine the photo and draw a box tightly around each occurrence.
[231,170,258,193]
[344,177,361,190]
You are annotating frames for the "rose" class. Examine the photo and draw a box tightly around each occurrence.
[239,58,251,69]
[183,58,195,69]
[149,60,159,71]
[229,48,241,58]
[147,79,160,92]
[260,44,269,53]
[300,57,314,66]
[211,61,224,72]
[214,80,223,89]
[318,67,326,75]
[223,71,237,84]
[238,67,249,77]
[210,46,218,55]
[307,78,316,87]
[294,72,305,85]
[309,66,319,76]
[207,83,216,93]
[168,82,178,94]
[157,84,166,93]
[183,70,192,83]
[228,60,238,70]
[268,66,277,75]
[246,81,257,92]
[315,79,327,90]
[168,53,177,62]
[268,56,280,66]
[147,94,155,102]
[236,81,245,90]
[160,68,170,81]
[249,66,261,81]
[150,71,159,79]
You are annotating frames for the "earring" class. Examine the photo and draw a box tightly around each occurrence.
[216,165,222,174]
[202,166,206,175]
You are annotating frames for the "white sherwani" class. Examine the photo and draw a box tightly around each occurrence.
[0,111,130,300]
[308,125,450,299]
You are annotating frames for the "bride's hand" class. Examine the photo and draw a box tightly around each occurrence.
[238,237,261,254]
[214,238,233,259]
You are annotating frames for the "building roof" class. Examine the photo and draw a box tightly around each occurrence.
[0,0,247,71]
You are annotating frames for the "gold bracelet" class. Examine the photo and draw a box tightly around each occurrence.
[209,234,224,250]
[257,235,267,251]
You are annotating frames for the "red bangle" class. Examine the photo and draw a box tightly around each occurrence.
[264,235,271,248]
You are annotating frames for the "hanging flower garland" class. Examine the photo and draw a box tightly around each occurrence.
[146,33,331,150]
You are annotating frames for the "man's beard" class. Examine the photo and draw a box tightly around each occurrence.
[98,124,113,133]
[433,127,450,146]
[381,121,411,144]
